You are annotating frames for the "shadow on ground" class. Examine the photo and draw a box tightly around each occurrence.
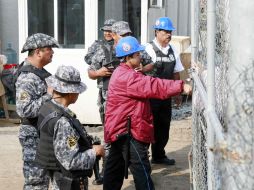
[122,145,191,190]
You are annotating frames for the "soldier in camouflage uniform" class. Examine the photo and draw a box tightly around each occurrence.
[36,65,105,190]
[84,19,116,124]
[84,19,116,66]
[16,33,59,190]
[87,21,133,124]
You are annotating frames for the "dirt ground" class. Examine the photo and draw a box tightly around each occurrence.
[0,115,192,190]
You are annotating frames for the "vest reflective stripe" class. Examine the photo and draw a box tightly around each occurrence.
[156,54,175,63]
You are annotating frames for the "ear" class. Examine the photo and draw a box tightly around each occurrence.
[125,55,131,61]
[34,48,41,56]
[111,32,117,39]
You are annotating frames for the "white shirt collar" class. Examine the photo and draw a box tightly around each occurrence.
[153,38,170,54]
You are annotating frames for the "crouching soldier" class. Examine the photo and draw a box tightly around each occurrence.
[36,65,105,190]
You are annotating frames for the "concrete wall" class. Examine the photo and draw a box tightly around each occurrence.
[0,0,19,61]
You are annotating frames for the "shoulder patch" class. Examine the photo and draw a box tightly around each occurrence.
[19,91,30,101]
[67,136,78,149]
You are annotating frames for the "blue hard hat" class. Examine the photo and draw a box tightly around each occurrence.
[115,36,145,57]
[153,17,175,31]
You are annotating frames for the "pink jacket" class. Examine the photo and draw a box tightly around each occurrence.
[104,63,183,143]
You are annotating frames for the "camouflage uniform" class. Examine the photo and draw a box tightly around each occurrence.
[37,66,95,190]
[16,60,51,190]
[16,33,59,190]
[46,100,95,190]
[88,21,132,123]
[85,19,116,124]
[89,41,114,123]
[84,19,116,66]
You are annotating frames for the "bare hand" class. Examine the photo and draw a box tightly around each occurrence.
[141,63,154,73]
[134,63,143,72]
[93,145,105,157]
[183,84,192,95]
[96,67,112,77]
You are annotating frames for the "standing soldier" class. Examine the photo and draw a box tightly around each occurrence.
[16,33,59,189]
[84,19,116,66]
[145,17,185,165]
[84,18,116,124]
[36,65,105,190]
[86,20,132,181]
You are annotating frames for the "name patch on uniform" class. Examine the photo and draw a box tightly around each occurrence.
[19,91,30,101]
[67,136,78,149]
[156,55,175,63]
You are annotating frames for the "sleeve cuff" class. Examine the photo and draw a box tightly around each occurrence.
[43,93,52,101]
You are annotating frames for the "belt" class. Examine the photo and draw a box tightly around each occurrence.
[21,117,38,127]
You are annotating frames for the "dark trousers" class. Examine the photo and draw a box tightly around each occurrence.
[103,137,154,190]
[98,88,105,124]
[150,98,172,160]
[52,171,88,190]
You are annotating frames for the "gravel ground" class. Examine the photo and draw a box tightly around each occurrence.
[0,101,192,190]
[172,99,192,120]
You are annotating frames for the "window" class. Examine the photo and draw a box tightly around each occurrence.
[98,0,141,41]
[150,0,163,8]
[28,0,54,36]
[28,0,85,49]
[58,0,85,48]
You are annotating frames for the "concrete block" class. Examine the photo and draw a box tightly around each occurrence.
[180,52,191,81]
[170,36,191,53]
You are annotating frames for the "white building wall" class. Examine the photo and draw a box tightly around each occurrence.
[1,0,191,124]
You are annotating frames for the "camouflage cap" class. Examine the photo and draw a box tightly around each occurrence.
[100,19,116,31]
[46,65,87,94]
[21,33,59,53]
[112,21,132,35]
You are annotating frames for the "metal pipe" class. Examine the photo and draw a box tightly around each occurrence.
[191,70,225,143]
[190,1,200,188]
[207,112,225,142]
[191,0,199,64]
[207,0,216,189]
[189,0,199,189]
